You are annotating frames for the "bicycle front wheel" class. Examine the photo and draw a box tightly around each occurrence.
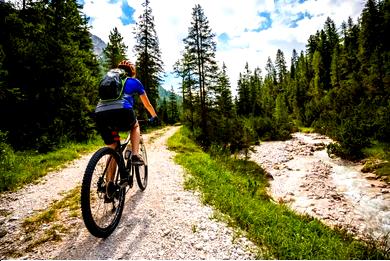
[135,143,148,191]
[81,147,125,238]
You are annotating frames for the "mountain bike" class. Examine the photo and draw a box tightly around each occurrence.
[80,121,148,238]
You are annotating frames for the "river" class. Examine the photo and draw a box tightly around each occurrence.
[249,132,390,248]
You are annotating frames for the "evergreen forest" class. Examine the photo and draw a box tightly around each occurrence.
[175,1,389,160]
[0,0,389,162]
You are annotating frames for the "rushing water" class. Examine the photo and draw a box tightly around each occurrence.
[249,132,390,245]
[316,149,390,239]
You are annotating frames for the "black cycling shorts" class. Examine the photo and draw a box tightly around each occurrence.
[95,108,137,145]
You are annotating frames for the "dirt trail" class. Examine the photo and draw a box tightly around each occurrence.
[0,126,257,259]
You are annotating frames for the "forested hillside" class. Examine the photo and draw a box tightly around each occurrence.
[0,0,389,161]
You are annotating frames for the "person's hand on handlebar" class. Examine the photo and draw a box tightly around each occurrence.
[148,116,161,126]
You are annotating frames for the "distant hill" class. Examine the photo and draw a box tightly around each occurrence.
[158,86,182,105]
[91,34,106,58]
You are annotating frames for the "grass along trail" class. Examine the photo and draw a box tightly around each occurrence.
[167,127,388,259]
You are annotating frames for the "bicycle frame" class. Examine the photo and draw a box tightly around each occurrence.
[114,120,148,189]
[114,133,133,189]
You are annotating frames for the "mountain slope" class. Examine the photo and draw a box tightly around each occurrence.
[91,34,106,58]
[158,86,182,104]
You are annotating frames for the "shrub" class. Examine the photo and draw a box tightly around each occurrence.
[0,131,17,191]
[332,116,371,160]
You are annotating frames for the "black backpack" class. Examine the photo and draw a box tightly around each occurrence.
[98,68,128,101]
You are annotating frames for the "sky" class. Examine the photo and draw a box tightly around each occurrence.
[79,0,366,94]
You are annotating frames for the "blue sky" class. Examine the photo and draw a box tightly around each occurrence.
[80,0,365,94]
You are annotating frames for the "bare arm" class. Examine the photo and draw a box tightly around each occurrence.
[140,93,157,117]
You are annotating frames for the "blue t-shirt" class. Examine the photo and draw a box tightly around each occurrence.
[95,77,145,113]
[123,78,145,109]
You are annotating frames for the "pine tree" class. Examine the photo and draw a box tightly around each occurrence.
[168,86,179,123]
[103,27,127,70]
[0,0,100,151]
[215,62,233,117]
[287,49,299,119]
[158,97,168,123]
[260,57,277,118]
[237,63,251,115]
[250,67,262,116]
[133,0,164,112]
[275,49,287,85]
[295,51,311,124]
[173,51,196,114]
[273,94,290,139]
[173,52,196,129]
[182,4,218,144]
[323,17,340,90]
[0,45,7,101]
[290,49,298,79]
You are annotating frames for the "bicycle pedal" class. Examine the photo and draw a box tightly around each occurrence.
[104,194,114,203]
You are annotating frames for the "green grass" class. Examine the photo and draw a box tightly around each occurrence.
[0,137,103,192]
[18,187,81,256]
[362,141,390,182]
[0,124,168,193]
[298,126,316,133]
[168,126,388,260]
[22,186,81,232]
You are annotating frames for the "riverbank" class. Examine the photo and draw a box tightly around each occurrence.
[167,127,388,259]
[249,132,390,250]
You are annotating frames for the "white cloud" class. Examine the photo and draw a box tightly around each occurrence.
[82,0,138,60]
[82,0,365,94]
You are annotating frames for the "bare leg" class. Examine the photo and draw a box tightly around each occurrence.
[106,143,117,182]
[131,121,140,156]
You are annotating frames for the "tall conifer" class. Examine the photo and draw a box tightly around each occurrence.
[182,4,218,139]
[103,27,127,70]
[133,0,164,112]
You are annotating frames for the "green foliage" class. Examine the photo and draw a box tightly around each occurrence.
[0,135,102,192]
[228,117,257,156]
[134,0,164,114]
[0,131,16,188]
[215,63,234,117]
[168,127,388,260]
[2,0,387,163]
[167,86,180,123]
[272,94,292,140]
[103,27,127,70]
[157,86,181,124]
[361,141,390,182]
[0,1,100,152]
[178,4,218,143]
[339,113,372,158]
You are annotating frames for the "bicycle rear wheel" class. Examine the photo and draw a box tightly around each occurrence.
[135,143,148,191]
[81,147,125,238]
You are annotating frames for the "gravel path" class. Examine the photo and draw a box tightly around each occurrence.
[0,126,258,259]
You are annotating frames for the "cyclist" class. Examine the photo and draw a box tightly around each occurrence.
[95,60,158,199]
